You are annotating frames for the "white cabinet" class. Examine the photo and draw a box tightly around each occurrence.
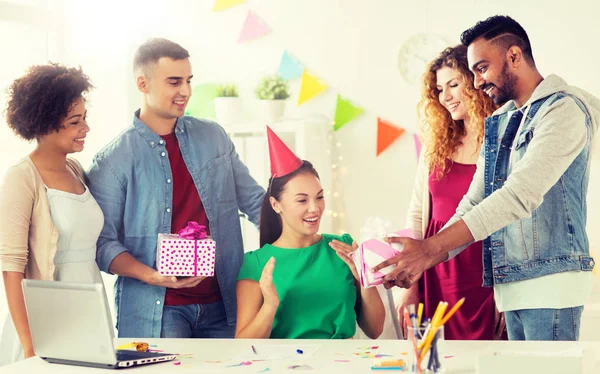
[227,116,334,252]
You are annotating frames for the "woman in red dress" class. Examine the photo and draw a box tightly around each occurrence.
[399,45,505,340]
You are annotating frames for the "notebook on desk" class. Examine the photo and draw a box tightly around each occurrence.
[21,279,177,369]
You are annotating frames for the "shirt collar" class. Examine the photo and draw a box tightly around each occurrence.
[132,109,187,148]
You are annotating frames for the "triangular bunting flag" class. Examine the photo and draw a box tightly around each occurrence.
[237,11,271,44]
[277,50,305,81]
[413,134,422,159]
[297,69,327,105]
[334,95,364,131]
[377,118,405,156]
[212,0,245,12]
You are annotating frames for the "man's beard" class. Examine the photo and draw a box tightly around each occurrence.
[482,61,517,105]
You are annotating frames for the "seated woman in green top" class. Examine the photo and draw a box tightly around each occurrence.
[235,127,384,339]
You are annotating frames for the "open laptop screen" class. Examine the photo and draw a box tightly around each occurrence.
[22,280,119,365]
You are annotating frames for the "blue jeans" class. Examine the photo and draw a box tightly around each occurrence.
[504,306,583,341]
[160,301,235,338]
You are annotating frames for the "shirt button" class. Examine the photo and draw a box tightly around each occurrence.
[150,141,155,146]
[166,208,171,213]
[156,300,161,305]
[159,140,164,145]
[167,179,172,184]
[161,152,166,157]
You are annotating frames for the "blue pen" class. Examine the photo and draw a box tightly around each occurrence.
[407,305,419,338]
[371,367,403,371]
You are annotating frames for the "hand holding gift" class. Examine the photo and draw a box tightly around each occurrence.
[349,217,415,288]
[328,240,360,281]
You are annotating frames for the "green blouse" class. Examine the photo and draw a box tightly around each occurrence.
[238,233,357,339]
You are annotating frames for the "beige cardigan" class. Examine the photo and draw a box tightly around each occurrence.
[0,157,85,280]
[405,150,430,241]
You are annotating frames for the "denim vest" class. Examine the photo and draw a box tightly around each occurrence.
[481,93,595,286]
[87,112,265,337]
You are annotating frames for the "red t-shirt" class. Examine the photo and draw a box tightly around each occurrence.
[161,132,221,306]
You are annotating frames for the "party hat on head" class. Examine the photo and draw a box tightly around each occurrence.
[266,126,302,178]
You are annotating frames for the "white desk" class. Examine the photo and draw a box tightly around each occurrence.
[3,339,600,373]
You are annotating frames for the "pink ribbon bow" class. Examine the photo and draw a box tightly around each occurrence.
[176,222,207,276]
[177,221,208,240]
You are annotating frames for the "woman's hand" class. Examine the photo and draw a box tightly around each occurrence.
[235,258,279,339]
[493,307,507,340]
[259,257,279,310]
[329,240,359,280]
[396,286,421,339]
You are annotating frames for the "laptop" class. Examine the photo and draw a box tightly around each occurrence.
[21,279,177,369]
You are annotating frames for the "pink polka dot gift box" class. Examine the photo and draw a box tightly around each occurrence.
[157,221,215,277]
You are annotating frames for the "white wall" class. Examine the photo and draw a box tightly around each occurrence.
[54,0,600,236]
[2,0,600,337]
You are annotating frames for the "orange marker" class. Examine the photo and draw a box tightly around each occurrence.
[373,359,406,367]
[404,308,422,374]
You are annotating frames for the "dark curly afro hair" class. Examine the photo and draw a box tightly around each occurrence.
[5,63,93,141]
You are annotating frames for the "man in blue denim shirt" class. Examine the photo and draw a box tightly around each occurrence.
[375,16,600,340]
[87,39,265,338]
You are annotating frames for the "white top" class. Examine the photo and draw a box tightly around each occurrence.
[46,185,104,284]
[494,271,594,312]
[0,184,104,366]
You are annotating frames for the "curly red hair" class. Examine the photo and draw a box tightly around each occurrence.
[417,45,496,178]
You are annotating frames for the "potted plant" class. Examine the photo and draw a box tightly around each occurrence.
[214,84,242,126]
[255,75,290,122]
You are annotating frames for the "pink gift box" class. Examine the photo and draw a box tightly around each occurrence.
[157,222,216,277]
[350,228,414,288]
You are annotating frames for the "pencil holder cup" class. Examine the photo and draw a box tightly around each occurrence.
[405,325,445,373]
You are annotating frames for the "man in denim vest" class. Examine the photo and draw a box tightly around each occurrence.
[87,39,265,338]
[375,16,600,340]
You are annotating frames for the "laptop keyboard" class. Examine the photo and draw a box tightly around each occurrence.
[116,350,168,361]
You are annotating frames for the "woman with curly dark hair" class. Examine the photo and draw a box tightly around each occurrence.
[396,45,505,340]
[0,64,104,365]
